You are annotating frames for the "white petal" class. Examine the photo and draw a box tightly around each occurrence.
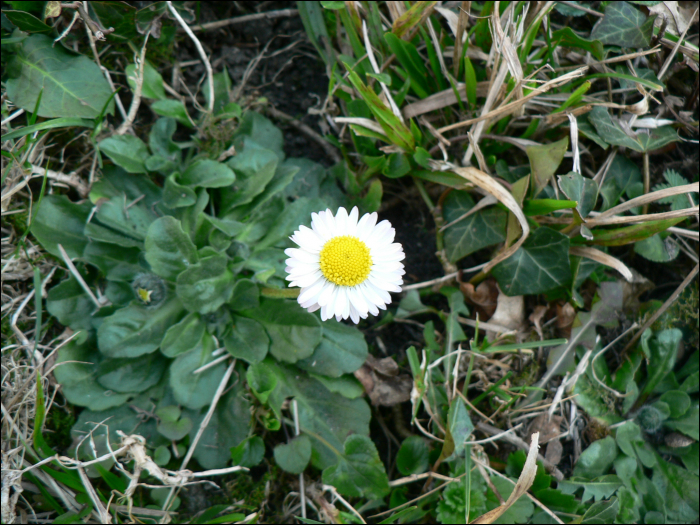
[285,248,319,264]
[359,281,386,308]
[369,274,402,293]
[311,212,332,241]
[290,271,325,288]
[335,207,348,236]
[374,261,405,273]
[368,302,379,316]
[321,303,332,321]
[298,278,326,304]
[334,286,348,320]
[348,286,369,316]
[346,206,359,236]
[342,289,351,319]
[294,225,323,252]
[357,211,378,235]
[317,280,337,307]
[349,304,360,324]
[306,303,321,313]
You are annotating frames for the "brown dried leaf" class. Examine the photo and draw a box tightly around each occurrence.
[461,279,499,320]
[472,432,540,524]
[556,302,576,339]
[354,355,412,406]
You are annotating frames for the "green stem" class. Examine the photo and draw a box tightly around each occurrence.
[260,287,300,299]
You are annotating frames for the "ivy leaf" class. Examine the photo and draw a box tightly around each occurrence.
[145,217,198,281]
[241,299,322,364]
[442,191,507,263]
[588,107,678,152]
[558,171,598,218]
[322,434,390,500]
[527,137,568,197]
[274,435,312,474]
[492,227,571,296]
[591,2,654,47]
[98,299,184,358]
[176,254,235,314]
[296,320,367,377]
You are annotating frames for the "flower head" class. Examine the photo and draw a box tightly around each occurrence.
[285,207,405,324]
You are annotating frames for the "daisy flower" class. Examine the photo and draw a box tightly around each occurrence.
[285,206,405,324]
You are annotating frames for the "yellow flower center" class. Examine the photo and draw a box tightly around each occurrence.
[319,235,372,287]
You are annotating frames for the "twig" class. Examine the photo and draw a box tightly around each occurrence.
[267,106,342,164]
[185,8,299,32]
[167,1,214,113]
[292,399,306,520]
[322,485,366,524]
[57,244,108,309]
[621,263,699,356]
[590,323,639,398]
[115,28,151,135]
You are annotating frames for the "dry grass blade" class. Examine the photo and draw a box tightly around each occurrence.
[596,182,699,219]
[334,117,388,136]
[471,432,540,523]
[570,246,633,282]
[586,206,698,226]
[403,82,490,118]
[431,162,530,273]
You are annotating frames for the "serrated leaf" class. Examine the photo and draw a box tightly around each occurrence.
[580,497,619,524]
[558,475,623,503]
[296,320,367,377]
[322,434,390,500]
[591,2,654,47]
[275,435,312,474]
[492,227,571,296]
[6,34,115,118]
[443,191,507,263]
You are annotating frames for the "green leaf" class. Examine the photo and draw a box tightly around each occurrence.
[160,312,205,358]
[558,171,598,218]
[444,397,474,461]
[590,2,654,48]
[98,299,184,358]
[230,436,265,468]
[383,153,411,178]
[616,421,656,467]
[186,384,250,469]
[151,99,193,128]
[5,34,115,118]
[96,353,167,393]
[242,299,322,364]
[664,405,699,441]
[170,335,226,410]
[264,359,371,469]
[246,361,278,404]
[176,255,235,314]
[145,216,198,281]
[383,32,430,99]
[1,117,95,141]
[580,497,619,524]
[487,476,534,524]
[99,135,150,173]
[653,169,697,211]
[552,27,603,60]
[526,137,568,197]
[30,194,91,258]
[443,190,507,263]
[223,315,269,364]
[275,435,312,474]
[3,9,53,33]
[297,320,367,377]
[584,218,684,247]
[634,233,680,262]
[322,434,390,500]
[125,60,165,100]
[652,457,699,523]
[203,67,232,114]
[523,199,578,216]
[224,153,278,211]
[229,279,260,311]
[234,112,285,160]
[83,242,143,282]
[46,275,94,332]
[396,436,429,476]
[163,173,196,209]
[155,405,193,441]
[573,436,618,479]
[492,227,571,296]
[588,107,678,152]
[180,159,236,188]
[558,475,623,503]
[639,329,682,402]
